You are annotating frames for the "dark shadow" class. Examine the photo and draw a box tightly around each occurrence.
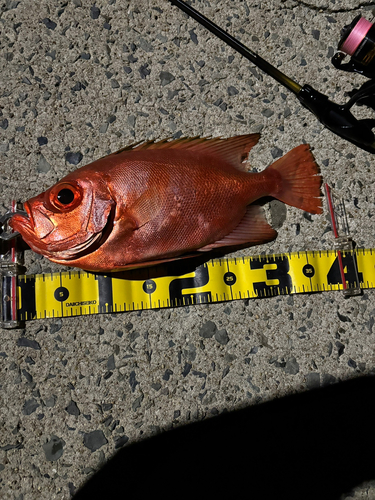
[73,376,375,500]
[107,252,214,280]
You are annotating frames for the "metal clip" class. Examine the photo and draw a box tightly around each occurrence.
[0,202,26,328]
[325,183,362,297]
[0,209,27,240]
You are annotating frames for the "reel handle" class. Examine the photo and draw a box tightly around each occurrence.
[298,85,375,152]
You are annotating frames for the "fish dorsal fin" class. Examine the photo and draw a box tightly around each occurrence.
[197,204,277,251]
[111,134,260,170]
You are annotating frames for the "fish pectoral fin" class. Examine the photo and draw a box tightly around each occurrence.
[197,204,277,252]
[130,187,164,229]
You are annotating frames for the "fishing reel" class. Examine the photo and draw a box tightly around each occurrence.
[331,15,375,116]
[332,16,375,79]
[297,13,375,153]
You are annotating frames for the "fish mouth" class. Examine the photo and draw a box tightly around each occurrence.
[4,205,32,237]
[8,202,51,243]
[1,207,29,224]
[12,203,33,225]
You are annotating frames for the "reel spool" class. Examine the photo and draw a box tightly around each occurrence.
[331,15,375,130]
[332,16,375,78]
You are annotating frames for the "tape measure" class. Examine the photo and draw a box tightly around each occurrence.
[12,248,373,322]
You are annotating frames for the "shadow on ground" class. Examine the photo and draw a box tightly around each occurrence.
[73,376,375,499]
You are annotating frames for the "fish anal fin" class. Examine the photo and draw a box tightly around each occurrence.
[197,204,277,252]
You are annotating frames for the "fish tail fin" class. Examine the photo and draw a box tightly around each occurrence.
[267,144,323,214]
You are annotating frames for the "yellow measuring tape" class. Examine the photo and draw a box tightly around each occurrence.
[15,248,374,321]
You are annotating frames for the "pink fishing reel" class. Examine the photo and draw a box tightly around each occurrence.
[332,15,375,78]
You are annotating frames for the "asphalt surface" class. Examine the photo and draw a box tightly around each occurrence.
[1,0,375,498]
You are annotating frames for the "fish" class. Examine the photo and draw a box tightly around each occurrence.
[10,134,322,272]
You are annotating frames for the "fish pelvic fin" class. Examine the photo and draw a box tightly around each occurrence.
[267,144,323,214]
[197,204,277,251]
[110,134,260,170]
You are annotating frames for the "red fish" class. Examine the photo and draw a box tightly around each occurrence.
[10,134,322,272]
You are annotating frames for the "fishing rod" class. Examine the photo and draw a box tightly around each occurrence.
[168,0,375,154]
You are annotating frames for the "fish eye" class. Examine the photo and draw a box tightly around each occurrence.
[57,188,75,205]
[47,182,82,212]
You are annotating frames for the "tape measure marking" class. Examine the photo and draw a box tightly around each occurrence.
[16,249,375,321]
